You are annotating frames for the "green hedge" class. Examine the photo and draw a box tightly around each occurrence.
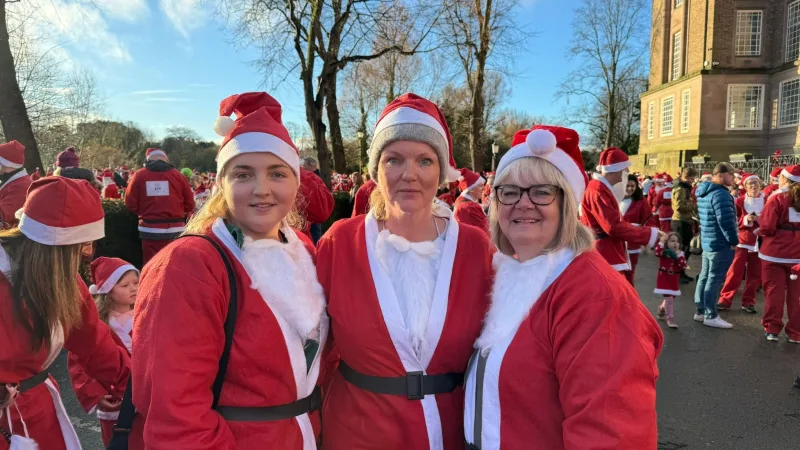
[323,192,354,232]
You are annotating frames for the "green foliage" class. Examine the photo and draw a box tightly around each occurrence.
[96,199,143,269]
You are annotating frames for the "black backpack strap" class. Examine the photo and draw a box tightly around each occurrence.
[107,234,239,450]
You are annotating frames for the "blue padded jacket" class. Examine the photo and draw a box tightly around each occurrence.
[695,181,739,252]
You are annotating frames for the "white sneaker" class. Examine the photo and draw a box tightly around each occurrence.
[693,313,705,322]
[703,316,733,329]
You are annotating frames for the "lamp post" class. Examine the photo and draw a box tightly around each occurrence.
[491,141,500,172]
[357,130,366,171]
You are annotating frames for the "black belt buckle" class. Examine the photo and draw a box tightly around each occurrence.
[406,371,424,400]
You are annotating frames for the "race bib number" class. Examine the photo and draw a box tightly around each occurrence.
[663,191,672,199]
[789,207,800,223]
[146,181,169,197]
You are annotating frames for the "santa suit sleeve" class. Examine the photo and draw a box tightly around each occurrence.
[758,196,782,237]
[65,278,130,397]
[124,171,140,215]
[553,286,663,449]
[585,187,659,248]
[315,228,340,394]
[351,185,369,217]
[299,170,334,224]
[0,182,25,225]
[637,200,651,226]
[454,201,489,235]
[180,174,196,215]
[67,352,109,414]
[132,245,237,449]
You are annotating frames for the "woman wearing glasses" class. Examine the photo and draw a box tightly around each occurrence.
[463,125,663,449]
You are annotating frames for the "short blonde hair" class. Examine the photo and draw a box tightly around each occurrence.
[489,157,594,257]
[184,169,304,235]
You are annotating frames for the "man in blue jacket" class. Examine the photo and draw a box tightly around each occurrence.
[694,162,739,329]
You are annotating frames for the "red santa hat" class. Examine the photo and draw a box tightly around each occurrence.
[101,169,114,186]
[120,165,129,172]
[19,177,104,245]
[213,92,299,180]
[88,257,139,295]
[653,172,665,182]
[595,147,631,173]
[495,125,588,203]
[741,172,760,185]
[782,165,800,182]
[770,167,782,182]
[458,168,485,192]
[56,146,80,168]
[663,174,674,185]
[0,140,25,169]
[369,93,460,184]
[145,148,167,160]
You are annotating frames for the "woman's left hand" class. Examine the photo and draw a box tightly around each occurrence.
[0,384,19,409]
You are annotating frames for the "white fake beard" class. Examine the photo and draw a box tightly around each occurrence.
[241,236,326,341]
[375,230,440,358]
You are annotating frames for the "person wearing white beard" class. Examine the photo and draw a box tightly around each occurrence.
[131,92,326,450]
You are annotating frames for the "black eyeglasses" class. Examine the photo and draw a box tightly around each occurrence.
[494,184,561,206]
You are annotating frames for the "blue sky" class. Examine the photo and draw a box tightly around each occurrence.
[24,0,608,143]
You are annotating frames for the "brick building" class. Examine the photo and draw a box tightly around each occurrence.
[636,0,800,175]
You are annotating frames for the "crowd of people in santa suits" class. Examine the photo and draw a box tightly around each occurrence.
[0,89,798,450]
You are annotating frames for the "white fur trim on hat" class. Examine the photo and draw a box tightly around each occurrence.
[496,130,585,203]
[0,155,23,169]
[214,116,236,137]
[782,168,800,182]
[217,132,300,181]
[146,150,167,159]
[596,160,631,173]
[743,174,760,184]
[93,264,138,295]
[19,213,105,246]
[374,107,448,147]
[466,176,485,192]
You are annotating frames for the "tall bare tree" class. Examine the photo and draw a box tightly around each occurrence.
[0,0,43,170]
[558,0,647,151]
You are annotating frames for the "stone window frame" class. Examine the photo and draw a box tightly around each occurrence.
[735,10,763,56]
[680,89,691,134]
[778,78,800,128]
[672,32,682,81]
[725,84,764,131]
[661,96,675,137]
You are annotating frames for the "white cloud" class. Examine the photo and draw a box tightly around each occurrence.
[145,97,192,103]
[92,0,149,22]
[159,0,208,38]
[131,89,185,95]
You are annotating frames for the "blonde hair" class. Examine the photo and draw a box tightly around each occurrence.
[185,170,304,235]
[489,157,594,257]
[0,228,84,351]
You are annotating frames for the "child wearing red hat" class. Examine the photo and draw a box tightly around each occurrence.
[68,257,139,446]
[655,232,687,328]
[453,167,488,234]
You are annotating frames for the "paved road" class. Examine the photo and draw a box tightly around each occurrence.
[54,252,800,450]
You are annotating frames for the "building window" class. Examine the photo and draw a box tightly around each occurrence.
[726,84,764,130]
[675,0,683,7]
[786,1,800,62]
[648,102,655,139]
[779,78,800,127]
[681,90,690,133]
[661,96,674,137]
[736,10,762,56]
[672,32,682,81]
[648,156,658,166]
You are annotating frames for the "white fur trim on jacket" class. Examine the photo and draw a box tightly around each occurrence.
[19,213,105,246]
[0,169,27,194]
[654,288,682,296]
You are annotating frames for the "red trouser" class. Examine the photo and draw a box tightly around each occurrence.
[623,252,639,286]
[659,220,671,233]
[718,248,761,307]
[142,239,172,265]
[761,261,800,339]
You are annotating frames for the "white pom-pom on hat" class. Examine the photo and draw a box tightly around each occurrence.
[526,129,557,156]
[214,115,236,137]
[792,274,798,281]
[88,284,98,295]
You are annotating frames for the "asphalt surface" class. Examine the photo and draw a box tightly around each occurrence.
[53,252,800,450]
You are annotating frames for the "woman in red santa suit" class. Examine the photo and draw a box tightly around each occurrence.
[453,168,489,234]
[717,173,764,314]
[317,93,493,450]
[464,125,663,450]
[0,177,129,450]
[759,165,800,343]
[763,167,783,199]
[131,92,327,450]
[621,174,651,285]
[655,174,675,233]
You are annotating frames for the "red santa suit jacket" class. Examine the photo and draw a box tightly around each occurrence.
[653,243,687,296]
[453,194,488,234]
[0,169,31,227]
[316,211,493,450]
[758,192,800,265]
[124,162,195,240]
[735,193,764,251]
[621,197,651,254]
[102,183,121,199]
[0,248,130,450]
[298,169,334,236]
[464,249,663,450]
[438,192,456,207]
[131,220,324,450]
[762,183,780,199]
[655,186,674,223]
[351,179,377,217]
[580,175,659,271]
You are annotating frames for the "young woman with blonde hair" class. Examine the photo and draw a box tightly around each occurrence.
[131,92,326,450]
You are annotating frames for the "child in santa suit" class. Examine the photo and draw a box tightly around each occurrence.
[758,165,800,343]
[718,173,763,313]
[655,232,687,328]
[68,257,139,446]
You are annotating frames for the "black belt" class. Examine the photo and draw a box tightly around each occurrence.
[593,230,609,240]
[141,217,186,224]
[339,360,463,400]
[779,225,800,231]
[216,386,321,422]
[19,369,49,393]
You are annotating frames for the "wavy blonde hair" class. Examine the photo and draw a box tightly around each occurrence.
[489,157,594,257]
[185,169,304,235]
